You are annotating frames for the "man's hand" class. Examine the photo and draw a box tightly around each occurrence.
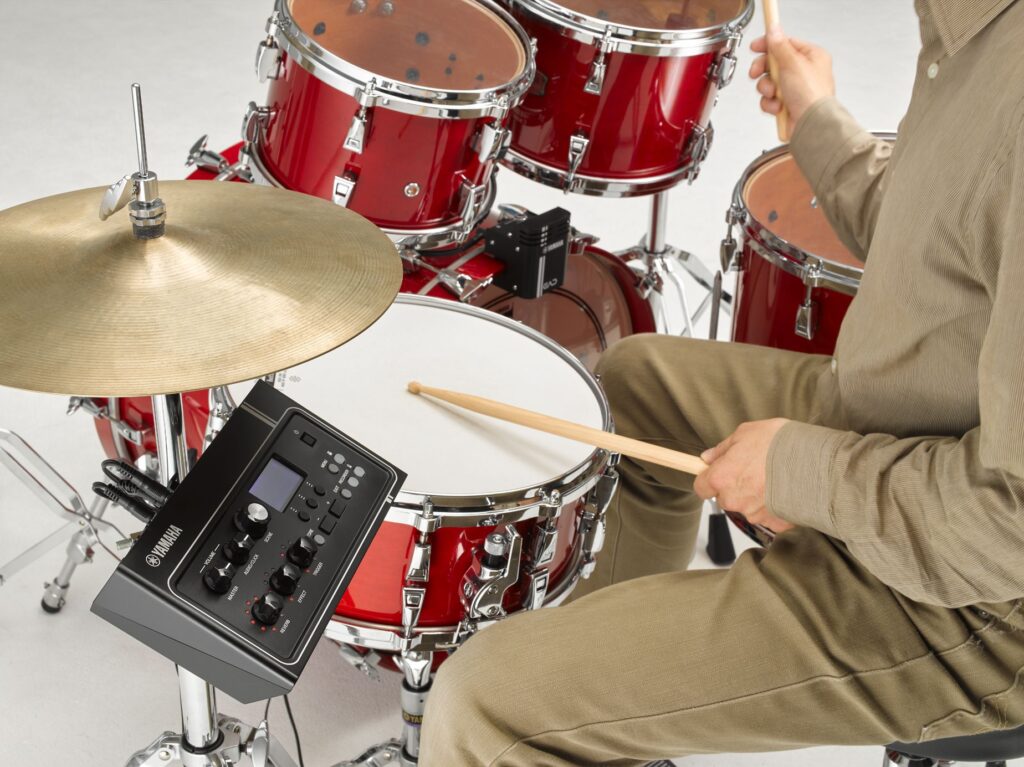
[694,419,795,535]
[749,26,835,128]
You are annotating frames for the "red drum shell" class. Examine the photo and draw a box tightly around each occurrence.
[502,0,752,193]
[259,58,497,232]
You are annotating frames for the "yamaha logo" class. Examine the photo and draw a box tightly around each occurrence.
[145,524,184,568]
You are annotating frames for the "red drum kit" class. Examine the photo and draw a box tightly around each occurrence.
[0,2,875,766]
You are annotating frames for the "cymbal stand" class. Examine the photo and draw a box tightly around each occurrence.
[100,84,297,767]
[620,190,732,337]
[0,429,112,610]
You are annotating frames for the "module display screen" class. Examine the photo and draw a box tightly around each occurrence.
[250,458,304,512]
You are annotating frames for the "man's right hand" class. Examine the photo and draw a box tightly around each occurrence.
[750,26,836,129]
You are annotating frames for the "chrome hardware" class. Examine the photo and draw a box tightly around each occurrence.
[185,135,230,175]
[403,249,494,303]
[403,182,421,198]
[531,492,561,567]
[338,644,382,682]
[247,719,270,767]
[794,282,817,341]
[523,568,549,611]
[350,0,367,10]
[401,586,426,635]
[99,175,134,220]
[405,542,431,583]
[566,133,591,188]
[684,123,714,183]
[242,101,271,146]
[380,0,395,15]
[458,180,488,238]
[721,204,743,273]
[461,527,522,621]
[584,29,613,95]
[203,387,236,452]
[68,397,145,445]
[497,203,530,224]
[256,13,284,82]
[476,121,509,164]
[580,463,618,578]
[709,27,743,89]
[344,79,380,155]
[333,176,358,207]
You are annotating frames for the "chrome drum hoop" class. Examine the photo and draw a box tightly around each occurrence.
[382,294,613,524]
[506,0,754,56]
[501,148,698,197]
[729,133,896,296]
[247,147,498,251]
[272,0,536,120]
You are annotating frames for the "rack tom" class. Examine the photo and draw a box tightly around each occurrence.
[248,0,534,249]
[501,0,753,196]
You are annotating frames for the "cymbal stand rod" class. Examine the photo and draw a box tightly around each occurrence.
[131,83,149,177]
[152,393,222,757]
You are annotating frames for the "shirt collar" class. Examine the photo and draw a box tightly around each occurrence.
[925,0,1018,56]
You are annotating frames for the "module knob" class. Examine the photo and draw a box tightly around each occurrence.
[287,536,318,568]
[270,563,302,596]
[235,502,270,538]
[252,592,285,626]
[203,563,236,595]
[222,533,256,565]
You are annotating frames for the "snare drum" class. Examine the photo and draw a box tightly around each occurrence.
[725,140,893,355]
[260,296,613,652]
[501,0,753,196]
[247,0,534,250]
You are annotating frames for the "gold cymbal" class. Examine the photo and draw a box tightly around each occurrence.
[0,181,401,397]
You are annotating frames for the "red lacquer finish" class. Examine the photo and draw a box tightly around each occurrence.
[259,58,499,232]
[91,391,212,463]
[507,16,719,183]
[731,247,855,356]
[335,499,582,627]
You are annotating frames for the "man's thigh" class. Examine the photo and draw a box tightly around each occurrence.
[420,530,1024,766]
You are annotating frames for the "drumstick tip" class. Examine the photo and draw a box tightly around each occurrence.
[407,381,423,395]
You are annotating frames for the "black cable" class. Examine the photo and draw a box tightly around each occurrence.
[283,694,305,767]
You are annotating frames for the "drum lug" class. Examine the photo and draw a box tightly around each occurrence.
[794,267,823,340]
[530,491,561,567]
[333,175,358,208]
[580,464,619,579]
[241,102,272,147]
[709,27,743,90]
[405,542,431,583]
[344,79,381,155]
[522,568,549,612]
[457,179,489,241]
[720,236,738,273]
[566,134,591,190]
[460,526,522,621]
[684,123,715,184]
[401,586,426,636]
[476,122,510,164]
[584,29,614,96]
[255,13,283,83]
[67,397,146,446]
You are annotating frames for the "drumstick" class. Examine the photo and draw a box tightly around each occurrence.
[407,381,709,477]
[763,0,790,142]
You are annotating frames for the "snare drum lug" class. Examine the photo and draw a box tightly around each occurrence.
[461,527,522,621]
[523,568,550,611]
[531,492,561,566]
[333,175,358,208]
[406,542,431,583]
[401,586,426,635]
[255,13,283,82]
[566,134,591,190]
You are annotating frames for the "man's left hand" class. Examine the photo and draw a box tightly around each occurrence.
[694,419,795,534]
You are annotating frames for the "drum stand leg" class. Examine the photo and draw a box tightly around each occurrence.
[125,395,299,767]
[333,650,434,767]
[0,428,116,611]
[621,191,732,336]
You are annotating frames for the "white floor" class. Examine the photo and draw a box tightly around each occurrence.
[0,2,998,766]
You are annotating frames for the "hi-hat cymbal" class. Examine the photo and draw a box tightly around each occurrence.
[0,181,401,397]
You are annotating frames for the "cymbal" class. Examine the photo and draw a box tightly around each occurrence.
[0,181,401,397]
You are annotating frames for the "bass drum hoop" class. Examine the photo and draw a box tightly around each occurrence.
[508,0,754,56]
[731,135,896,296]
[273,0,536,119]
[248,147,497,251]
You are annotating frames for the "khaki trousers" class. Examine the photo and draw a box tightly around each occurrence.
[419,336,1024,766]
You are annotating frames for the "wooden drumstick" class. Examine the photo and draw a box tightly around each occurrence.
[407,381,709,477]
[763,0,790,142]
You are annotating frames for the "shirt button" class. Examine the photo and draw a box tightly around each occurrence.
[830,358,838,375]
[927,62,940,79]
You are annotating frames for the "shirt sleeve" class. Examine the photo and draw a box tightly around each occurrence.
[764,122,1024,608]
[788,96,894,261]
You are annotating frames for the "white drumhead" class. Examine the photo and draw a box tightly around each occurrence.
[231,296,606,499]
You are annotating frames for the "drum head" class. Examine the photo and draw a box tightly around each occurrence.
[232,297,606,500]
[554,0,748,30]
[288,0,527,90]
[742,152,861,269]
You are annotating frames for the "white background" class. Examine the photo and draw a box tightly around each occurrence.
[0,2,944,765]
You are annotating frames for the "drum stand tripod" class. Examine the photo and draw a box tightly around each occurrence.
[620,190,731,338]
[0,429,112,609]
[125,394,300,767]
